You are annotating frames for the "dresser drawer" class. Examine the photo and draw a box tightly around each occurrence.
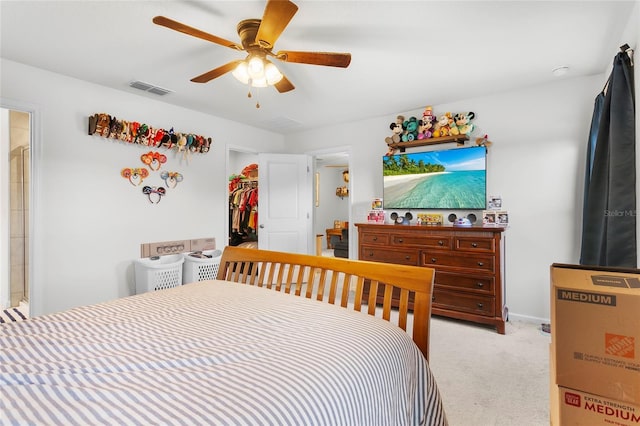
[432,289,495,317]
[453,237,495,253]
[435,271,495,295]
[360,232,389,245]
[422,252,495,273]
[391,234,451,249]
[360,246,418,265]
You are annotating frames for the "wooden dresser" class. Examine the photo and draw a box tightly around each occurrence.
[356,223,507,334]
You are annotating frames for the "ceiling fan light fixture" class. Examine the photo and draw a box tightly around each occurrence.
[265,62,283,85]
[232,62,250,84]
[247,56,265,80]
[154,1,352,94]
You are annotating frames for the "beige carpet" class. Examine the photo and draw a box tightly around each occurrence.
[428,317,550,426]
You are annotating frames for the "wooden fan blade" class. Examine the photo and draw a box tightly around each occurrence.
[276,51,351,68]
[191,60,244,83]
[153,16,242,50]
[255,0,299,49]
[274,74,295,93]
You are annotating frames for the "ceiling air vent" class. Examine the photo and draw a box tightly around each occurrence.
[128,80,173,96]
[261,116,302,132]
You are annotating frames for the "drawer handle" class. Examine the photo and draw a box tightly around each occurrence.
[398,238,404,243]
[368,252,374,257]
[432,296,436,302]
[431,257,437,263]
[477,303,484,309]
[438,240,444,246]
[405,255,410,260]
[477,261,484,267]
[471,242,478,248]
[476,282,484,288]
[373,236,377,241]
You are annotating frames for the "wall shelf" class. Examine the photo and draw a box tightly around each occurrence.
[387,134,469,152]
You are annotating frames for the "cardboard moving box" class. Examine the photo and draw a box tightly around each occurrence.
[557,386,640,426]
[551,263,640,405]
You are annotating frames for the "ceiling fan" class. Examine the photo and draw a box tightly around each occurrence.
[153,0,351,94]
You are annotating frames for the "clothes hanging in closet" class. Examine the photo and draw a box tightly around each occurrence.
[229,182,258,238]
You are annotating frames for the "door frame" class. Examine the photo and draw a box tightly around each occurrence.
[306,146,353,258]
[1,98,40,316]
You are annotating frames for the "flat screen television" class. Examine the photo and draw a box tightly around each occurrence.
[382,145,487,210]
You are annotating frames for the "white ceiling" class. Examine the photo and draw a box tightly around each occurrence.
[1,1,635,135]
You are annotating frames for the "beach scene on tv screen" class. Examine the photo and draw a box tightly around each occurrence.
[383,147,486,209]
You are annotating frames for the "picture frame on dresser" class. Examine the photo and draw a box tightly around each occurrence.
[356,222,508,334]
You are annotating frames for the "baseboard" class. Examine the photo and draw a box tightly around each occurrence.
[508,312,550,325]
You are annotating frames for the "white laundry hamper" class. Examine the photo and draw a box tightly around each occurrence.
[134,254,185,294]
[183,249,223,284]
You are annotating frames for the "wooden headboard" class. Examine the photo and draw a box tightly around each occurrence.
[216,246,435,360]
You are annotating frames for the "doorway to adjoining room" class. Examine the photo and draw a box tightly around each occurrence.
[1,107,31,321]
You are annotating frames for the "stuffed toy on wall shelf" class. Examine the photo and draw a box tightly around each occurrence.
[432,112,453,138]
[385,115,405,145]
[453,111,476,135]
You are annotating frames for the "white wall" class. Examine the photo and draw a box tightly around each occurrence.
[289,74,604,323]
[1,59,285,316]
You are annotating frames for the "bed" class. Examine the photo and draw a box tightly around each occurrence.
[1,247,447,425]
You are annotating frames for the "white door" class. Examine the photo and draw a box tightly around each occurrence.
[258,153,311,254]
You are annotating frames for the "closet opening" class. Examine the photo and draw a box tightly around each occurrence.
[227,148,259,249]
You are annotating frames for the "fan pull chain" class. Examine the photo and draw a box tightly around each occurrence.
[245,81,260,108]
[251,87,260,108]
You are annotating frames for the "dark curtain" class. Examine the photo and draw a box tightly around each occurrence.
[580,49,636,267]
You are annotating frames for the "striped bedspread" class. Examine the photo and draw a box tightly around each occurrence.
[1,280,447,425]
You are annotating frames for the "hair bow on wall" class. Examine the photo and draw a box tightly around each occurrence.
[142,186,166,204]
[160,171,184,189]
[121,167,149,186]
[141,151,167,171]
